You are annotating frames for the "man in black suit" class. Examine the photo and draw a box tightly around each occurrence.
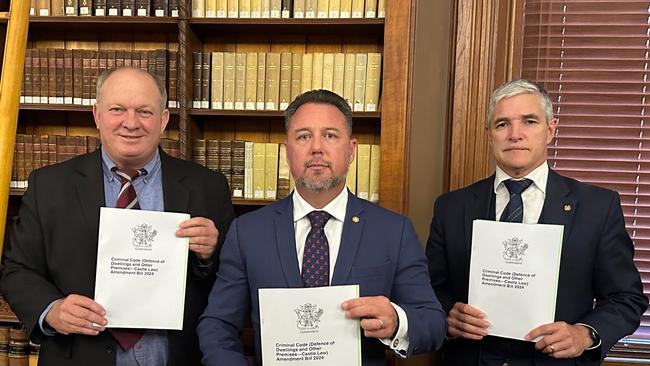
[1,67,235,366]
[426,79,648,365]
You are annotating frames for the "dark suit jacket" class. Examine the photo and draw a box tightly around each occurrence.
[0,148,235,366]
[426,169,648,366]
[197,193,447,366]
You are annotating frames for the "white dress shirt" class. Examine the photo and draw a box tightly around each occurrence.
[292,188,411,356]
[494,163,548,223]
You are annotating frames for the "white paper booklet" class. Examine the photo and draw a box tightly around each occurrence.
[95,207,190,329]
[259,285,361,366]
[468,219,563,340]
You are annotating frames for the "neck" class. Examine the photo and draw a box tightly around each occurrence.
[296,184,345,209]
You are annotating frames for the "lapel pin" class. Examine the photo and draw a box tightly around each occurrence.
[563,204,572,212]
[352,216,360,223]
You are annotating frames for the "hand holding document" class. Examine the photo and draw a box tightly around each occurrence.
[94,207,190,330]
[259,285,361,366]
[468,219,563,340]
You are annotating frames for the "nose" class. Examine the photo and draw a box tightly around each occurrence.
[310,134,324,154]
[122,109,138,129]
[508,120,523,141]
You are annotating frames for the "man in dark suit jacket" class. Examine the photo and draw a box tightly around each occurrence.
[0,67,235,366]
[197,89,447,366]
[426,79,648,365]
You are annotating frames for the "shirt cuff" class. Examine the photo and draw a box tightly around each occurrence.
[379,302,409,358]
[576,323,601,350]
[39,300,59,336]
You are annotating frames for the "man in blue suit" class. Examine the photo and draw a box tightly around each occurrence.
[426,79,648,365]
[198,89,447,365]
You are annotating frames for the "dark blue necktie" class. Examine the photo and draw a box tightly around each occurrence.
[301,211,332,287]
[500,179,533,223]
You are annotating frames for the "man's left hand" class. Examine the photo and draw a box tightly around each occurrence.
[176,217,219,260]
[525,321,592,358]
[342,296,398,339]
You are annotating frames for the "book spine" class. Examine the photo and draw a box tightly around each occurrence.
[234,52,246,110]
[63,49,73,104]
[79,0,93,15]
[231,140,246,198]
[65,0,79,15]
[193,51,202,108]
[252,142,266,199]
[368,144,380,202]
[168,51,178,108]
[290,52,302,102]
[264,143,279,200]
[353,53,367,111]
[244,52,257,110]
[321,52,334,91]
[279,52,292,110]
[364,52,381,112]
[300,53,313,93]
[223,52,236,110]
[265,53,280,110]
[72,50,82,105]
[219,140,233,191]
[94,0,107,15]
[255,52,266,110]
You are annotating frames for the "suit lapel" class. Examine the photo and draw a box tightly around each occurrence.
[274,197,303,287]
[331,194,364,286]
[72,149,105,233]
[160,151,190,213]
[539,169,576,246]
[464,176,495,260]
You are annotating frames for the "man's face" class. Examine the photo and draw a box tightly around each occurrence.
[286,103,357,194]
[93,68,169,170]
[489,93,557,178]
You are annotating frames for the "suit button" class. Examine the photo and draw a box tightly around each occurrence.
[106,346,114,354]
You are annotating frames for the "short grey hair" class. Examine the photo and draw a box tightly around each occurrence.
[96,66,168,111]
[487,79,554,128]
[284,89,353,135]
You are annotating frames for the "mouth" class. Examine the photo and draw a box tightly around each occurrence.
[504,147,528,152]
[305,161,331,169]
[119,135,144,141]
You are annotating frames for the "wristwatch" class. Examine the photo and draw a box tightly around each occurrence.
[588,327,601,348]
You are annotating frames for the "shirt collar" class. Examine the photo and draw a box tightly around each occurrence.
[101,146,161,184]
[494,162,549,194]
[292,187,348,223]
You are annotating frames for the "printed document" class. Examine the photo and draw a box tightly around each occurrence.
[95,207,189,329]
[468,219,563,340]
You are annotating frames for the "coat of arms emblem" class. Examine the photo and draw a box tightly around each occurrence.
[295,303,323,333]
[502,237,528,264]
[131,223,157,251]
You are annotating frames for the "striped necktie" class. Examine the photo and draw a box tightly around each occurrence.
[111,167,146,351]
[500,179,533,223]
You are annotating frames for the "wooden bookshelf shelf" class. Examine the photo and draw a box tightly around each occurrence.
[189,17,384,36]
[232,198,276,206]
[28,16,179,32]
[189,109,380,118]
[8,189,24,196]
[20,104,180,115]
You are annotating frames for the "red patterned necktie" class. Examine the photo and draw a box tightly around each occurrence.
[301,211,332,287]
[111,168,145,351]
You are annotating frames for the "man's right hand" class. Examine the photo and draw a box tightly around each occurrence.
[447,302,489,340]
[45,294,107,336]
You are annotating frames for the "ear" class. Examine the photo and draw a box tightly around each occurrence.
[349,137,358,164]
[92,103,100,129]
[160,109,170,133]
[546,118,558,144]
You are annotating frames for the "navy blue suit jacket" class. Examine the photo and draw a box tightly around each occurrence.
[426,169,648,365]
[198,192,446,366]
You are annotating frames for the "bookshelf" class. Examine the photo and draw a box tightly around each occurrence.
[9,0,417,214]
